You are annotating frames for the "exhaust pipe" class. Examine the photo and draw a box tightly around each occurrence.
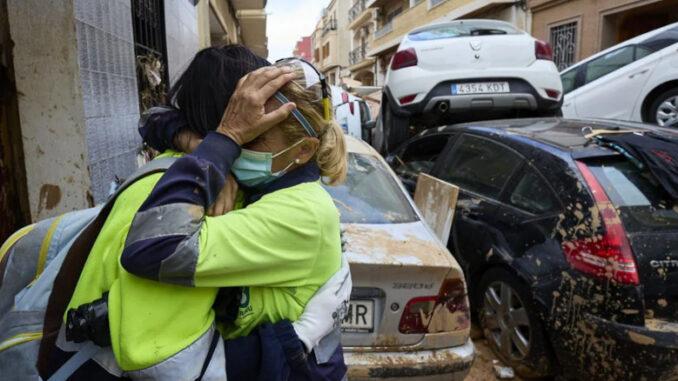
[437,101,449,114]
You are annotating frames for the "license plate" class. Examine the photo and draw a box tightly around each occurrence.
[452,81,510,95]
[341,300,374,333]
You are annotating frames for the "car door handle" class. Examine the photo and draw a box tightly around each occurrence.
[461,209,481,220]
[629,69,649,79]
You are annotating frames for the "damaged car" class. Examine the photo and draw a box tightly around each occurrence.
[325,136,475,380]
[386,118,678,380]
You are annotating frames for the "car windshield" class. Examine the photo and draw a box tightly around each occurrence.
[323,153,419,224]
[587,158,678,232]
[409,21,520,41]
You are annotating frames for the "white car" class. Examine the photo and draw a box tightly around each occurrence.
[326,136,474,380]
[379,19,563,153]
[561,22,678,127]
[331,86,375,141]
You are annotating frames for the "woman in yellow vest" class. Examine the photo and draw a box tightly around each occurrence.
[48,47,349,380]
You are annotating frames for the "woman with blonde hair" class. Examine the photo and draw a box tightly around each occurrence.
[119,57,349,379]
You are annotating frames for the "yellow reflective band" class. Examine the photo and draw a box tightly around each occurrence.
[322,98,331,121]
[0,223,36,265]
[0,331,43,353]
[34,215,64,281]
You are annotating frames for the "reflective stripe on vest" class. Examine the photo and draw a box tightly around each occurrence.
[55,324,226,380]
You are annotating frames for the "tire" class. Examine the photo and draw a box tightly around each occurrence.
[382,98,410,154]
[649,88,678,127]
[477,268,555,378]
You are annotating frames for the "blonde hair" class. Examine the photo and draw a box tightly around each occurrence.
[278,79,347,185]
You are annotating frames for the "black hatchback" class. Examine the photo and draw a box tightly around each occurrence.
[386,118,678,380]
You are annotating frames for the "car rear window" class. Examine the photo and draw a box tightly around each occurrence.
[587,158,678,232]
[324,153,418,224]
[408,21,520,41]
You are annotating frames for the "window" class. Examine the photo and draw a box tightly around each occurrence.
[323,43,330,59]
[393,134,452,181]
[314,48,320,62]
[583,46,635,84]
[549,21,578,71]
[561,68,578,94]
[429,0,447,8]
[408,20,520,41]
[508,169,559,214]
[441,135,522,199]
[323,153,418,224]
[131,0,169,109]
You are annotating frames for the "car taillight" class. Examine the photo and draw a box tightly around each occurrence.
[561,162,639,285]
[535,40,553,61]
[398,278,470,334]
[545,88,561,99]
[341,91,355,114]
[398,94,417,105]
[391,48,418,70]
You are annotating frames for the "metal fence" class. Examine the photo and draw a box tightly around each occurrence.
[349,45,367,65]
[375,21,393,39]
[131,0,168,86]
[549,21,578,71]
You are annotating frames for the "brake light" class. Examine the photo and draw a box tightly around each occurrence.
[398,278,470,334]
[561,162,639,285]
[341,92,355,114]
[535,40,553,61]
[391,48,418,70]
[399,94,417,105]
[545,88,561,99]
[341,92,348,104]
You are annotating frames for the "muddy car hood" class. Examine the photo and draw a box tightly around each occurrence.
[342,221,459,270]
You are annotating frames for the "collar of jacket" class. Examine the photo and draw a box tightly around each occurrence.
[244,162,321,205]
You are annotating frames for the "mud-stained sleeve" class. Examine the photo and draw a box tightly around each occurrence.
[120,132,240,285]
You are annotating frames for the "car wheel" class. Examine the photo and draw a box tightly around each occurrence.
[649,88,678,127]
[478,268,555,378]
[382,98,409,154]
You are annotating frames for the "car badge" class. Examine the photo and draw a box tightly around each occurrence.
[470,41,482,51]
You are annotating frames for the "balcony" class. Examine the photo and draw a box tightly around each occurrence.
[349,45,366,65]
[231,0,265,10]
[321,18,337,37]
[349,0,366,22]
[374,20,393,39]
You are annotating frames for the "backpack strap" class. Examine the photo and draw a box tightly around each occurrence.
[37,157,178,378]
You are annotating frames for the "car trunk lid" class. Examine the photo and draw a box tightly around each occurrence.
[341,221,470,349]
[585,158,678,321]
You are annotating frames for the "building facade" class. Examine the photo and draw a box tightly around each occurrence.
[347,0,377,85]
[528,0,678,71]
[0,0,266,241]
[293,36,313,61]
[311,0,351,85]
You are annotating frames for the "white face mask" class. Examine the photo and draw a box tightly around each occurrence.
[231,139,305,188]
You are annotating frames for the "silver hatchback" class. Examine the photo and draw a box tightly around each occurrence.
[324,137,475,380]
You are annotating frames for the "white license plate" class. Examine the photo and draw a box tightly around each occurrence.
[341,300,374,333]
[452,81,510,95]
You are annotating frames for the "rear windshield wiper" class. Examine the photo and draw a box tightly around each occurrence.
[469,28,507,36]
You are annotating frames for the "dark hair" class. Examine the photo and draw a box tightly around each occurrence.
[167,44,270,136]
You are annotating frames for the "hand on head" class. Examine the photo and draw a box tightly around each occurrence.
[217,66,298,146]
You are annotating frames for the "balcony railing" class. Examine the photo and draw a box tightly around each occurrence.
[374,21,393,39]
[349,45,367,65]
[321,18,337,36]
[349,0,366,22]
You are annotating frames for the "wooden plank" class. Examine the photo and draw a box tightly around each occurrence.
[413,173,459,246]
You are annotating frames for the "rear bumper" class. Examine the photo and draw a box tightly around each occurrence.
[553,313,678,380]
[344,339,475,380]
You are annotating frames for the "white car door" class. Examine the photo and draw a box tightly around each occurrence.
[571,45,655,120]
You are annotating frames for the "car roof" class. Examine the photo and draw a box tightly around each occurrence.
[561,21,678,73]
[427,118,670,152]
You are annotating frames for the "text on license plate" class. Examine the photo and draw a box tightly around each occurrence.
[341,300,374,333]
[452,82,510,95]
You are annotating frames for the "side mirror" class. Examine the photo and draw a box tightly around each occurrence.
[362,120,376,130]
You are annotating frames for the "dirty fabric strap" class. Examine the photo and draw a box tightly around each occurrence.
[47,342,99,381]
